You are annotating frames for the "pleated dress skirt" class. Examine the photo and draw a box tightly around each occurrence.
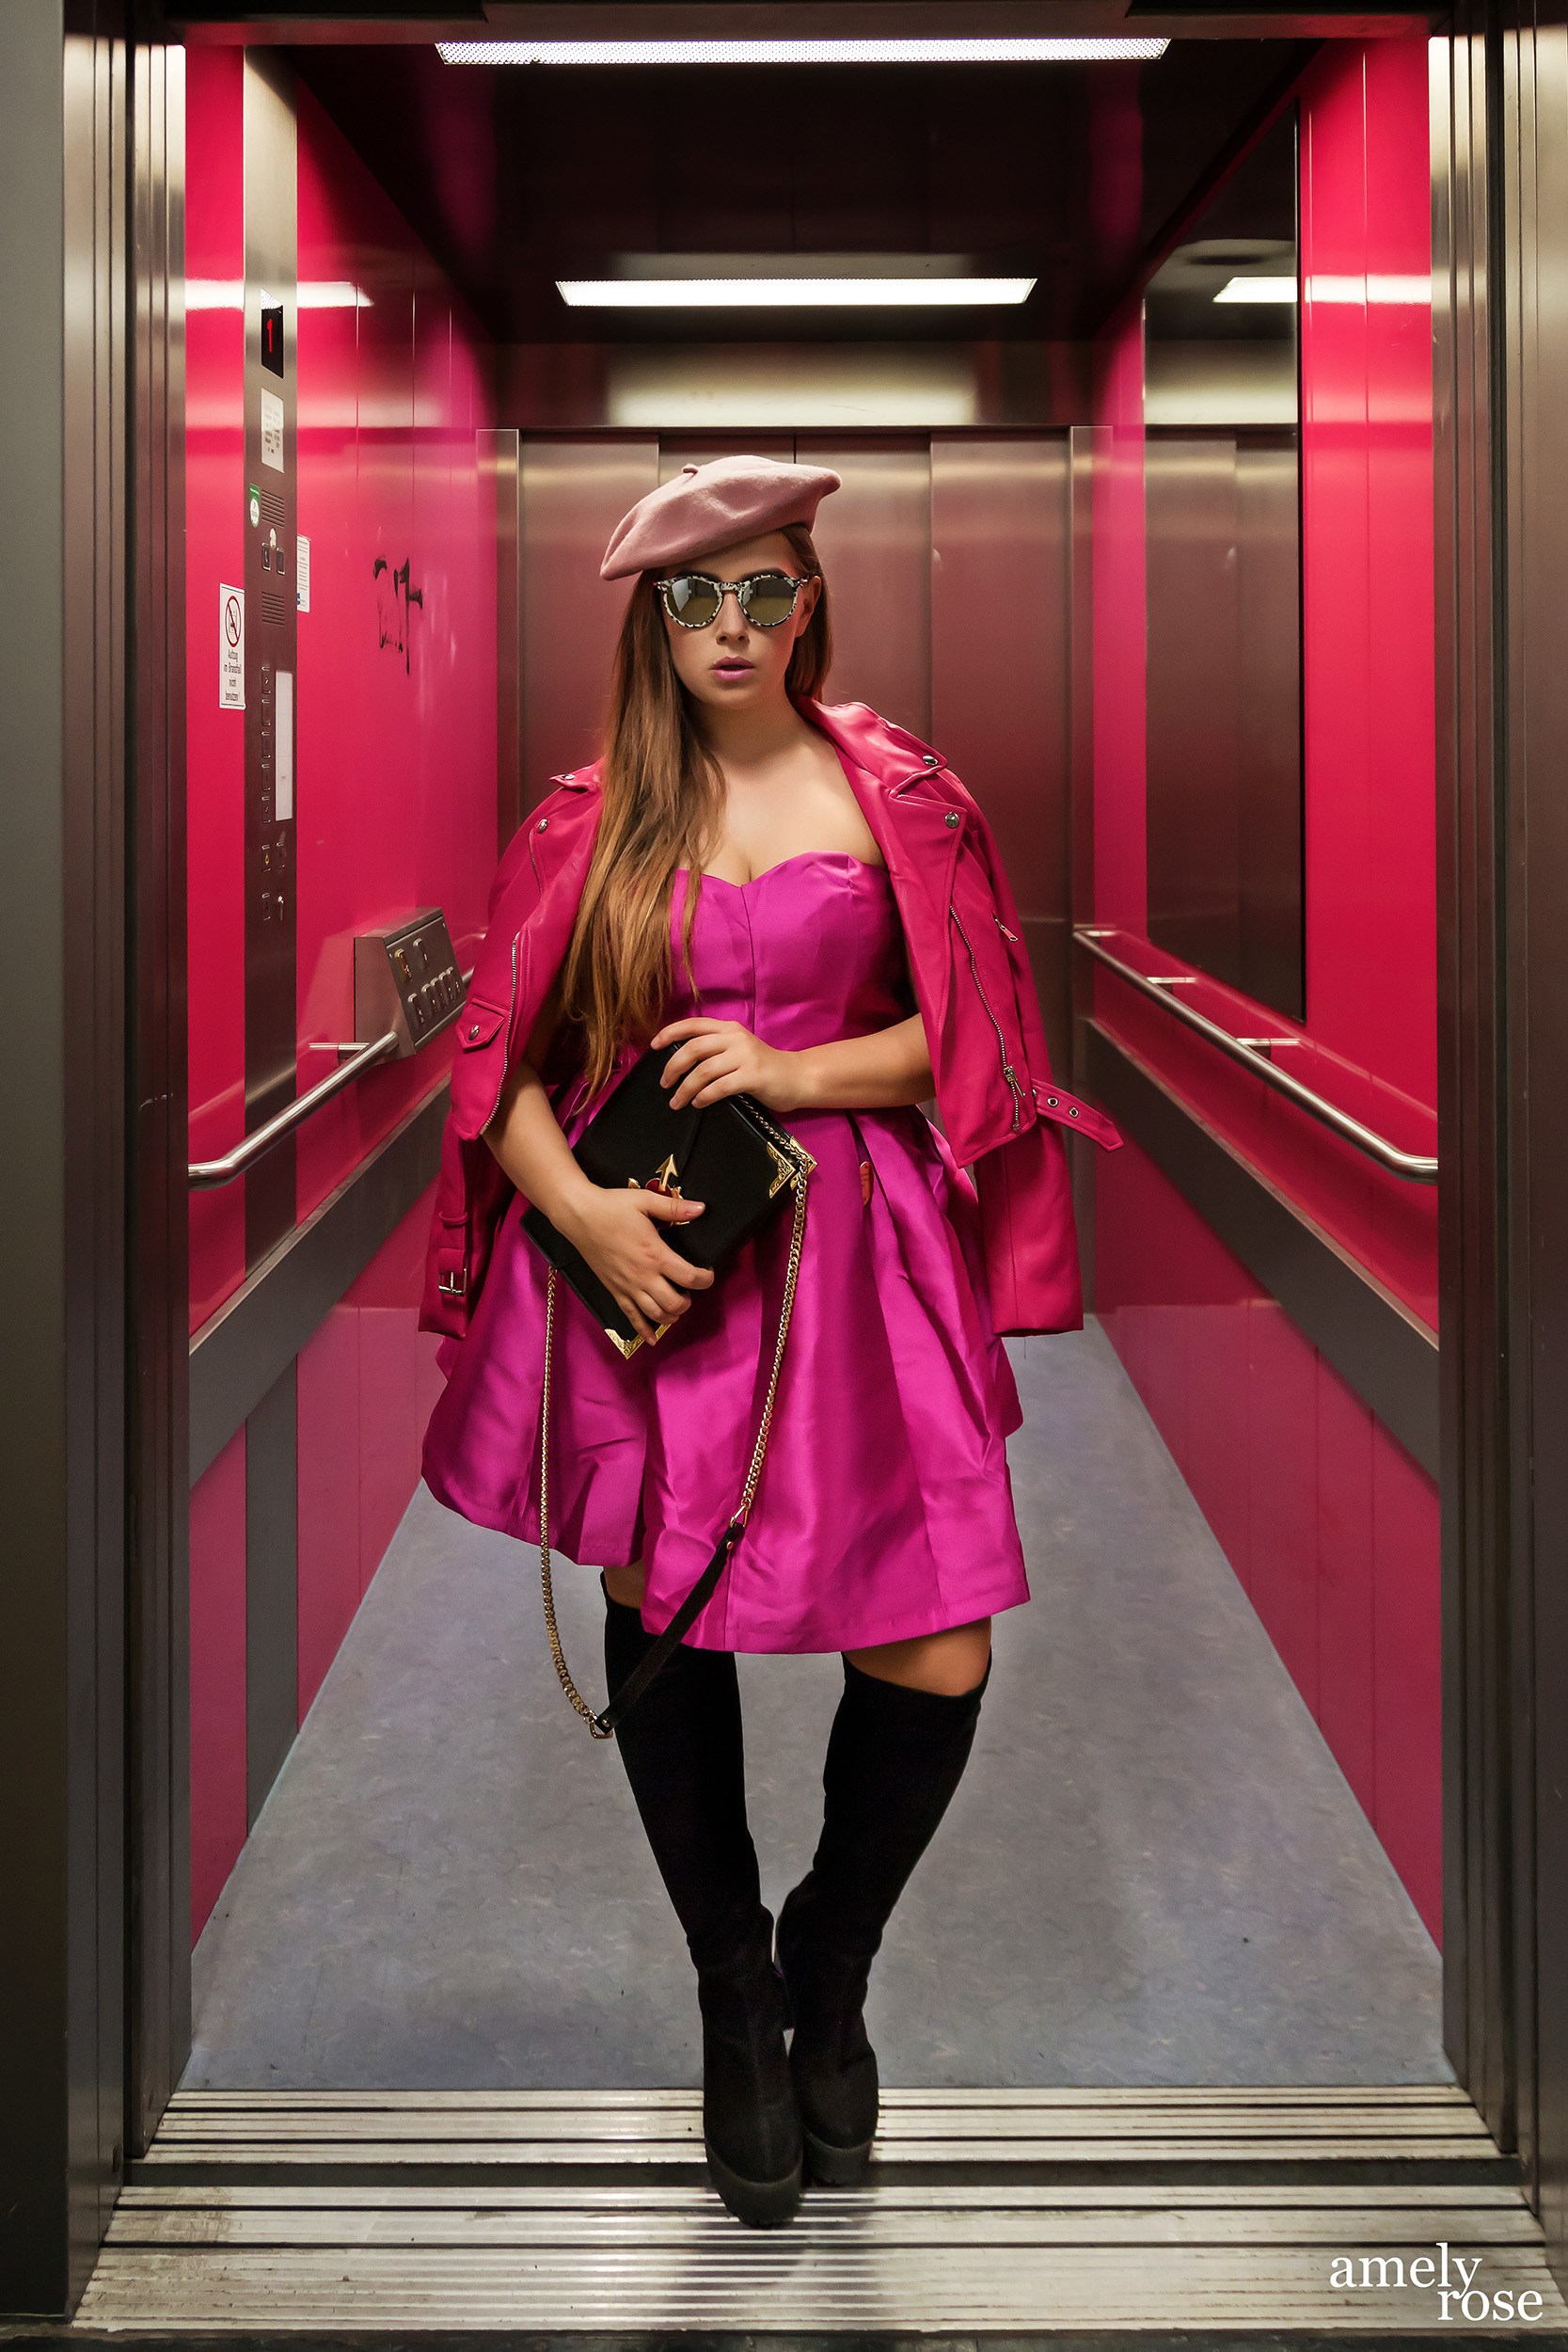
[421,851,1031,1653]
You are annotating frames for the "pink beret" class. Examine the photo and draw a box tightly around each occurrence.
[600,453,842,581]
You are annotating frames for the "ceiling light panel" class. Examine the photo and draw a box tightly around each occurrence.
[556,276,1037,308]
[186,278,370,310]
[1212,277,1298,304]
[438,36,1168,65]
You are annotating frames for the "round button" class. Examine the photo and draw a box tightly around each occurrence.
[537,817,548,832]
[944,811,960,829]
[467,1023,480,1039]
[924,753,940,766]
[562,771,575,782]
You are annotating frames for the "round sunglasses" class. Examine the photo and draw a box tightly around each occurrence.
[657,569,812,629]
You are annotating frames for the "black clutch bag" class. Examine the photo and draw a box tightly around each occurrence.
[519,1040,816,1739]
[521,1039,812,1357]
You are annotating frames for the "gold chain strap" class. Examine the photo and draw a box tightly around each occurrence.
[538,1168,811,1736]
[539,1265,613,1735]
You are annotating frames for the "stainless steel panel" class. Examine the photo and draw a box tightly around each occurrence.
[499,342,1092,435]
[797,436,931,739]
[1145,437,1242,981]
[657,433,792,485]
[518,437,657,804]
[1235,441,1305,1018]
[480,426,521,851]
[128,28,190,2169]
[1144,432,1303,1020]
[4,0,137,2306]
[1490,1,1568,2279]
[930,436,1071,1074]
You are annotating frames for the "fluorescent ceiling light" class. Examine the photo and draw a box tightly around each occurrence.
[557,276,1036,308]
[186,278,370,310]
[439,36,1167,65]
[1308,272,1432,304]
[1213,276,1297,304]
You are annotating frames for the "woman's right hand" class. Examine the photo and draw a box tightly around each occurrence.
[560,1184,712,1343]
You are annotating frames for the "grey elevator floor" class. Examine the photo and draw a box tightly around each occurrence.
[186,1320,1451,2092]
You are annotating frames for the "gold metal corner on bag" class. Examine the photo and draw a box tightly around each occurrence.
[604,1326,643,1359]
[765,1141,795,1198]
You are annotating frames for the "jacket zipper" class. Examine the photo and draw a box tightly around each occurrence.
[950,906,1024,1134]
[993,913,1019,943]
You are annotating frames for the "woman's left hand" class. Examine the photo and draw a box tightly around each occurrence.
[651,1017,803,1113]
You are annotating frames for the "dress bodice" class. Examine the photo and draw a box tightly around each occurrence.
[668,852,910,1053]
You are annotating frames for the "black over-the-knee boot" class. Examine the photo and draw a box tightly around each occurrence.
[603,1586,801,2226]
[776,1652,990,2184]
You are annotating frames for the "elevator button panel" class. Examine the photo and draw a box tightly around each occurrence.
[356,909,466,1057]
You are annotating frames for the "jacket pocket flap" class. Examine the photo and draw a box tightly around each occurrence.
[457,1000,507,1052]
[1033,1083,1122,1150]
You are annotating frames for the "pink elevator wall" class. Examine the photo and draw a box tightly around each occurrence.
[185,58,495,1941]
[1088,37,1441,1938]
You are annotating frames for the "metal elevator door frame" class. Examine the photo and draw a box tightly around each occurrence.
[2,0,1559,2316]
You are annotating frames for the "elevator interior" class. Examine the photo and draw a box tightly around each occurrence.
[179,23,1444,2106]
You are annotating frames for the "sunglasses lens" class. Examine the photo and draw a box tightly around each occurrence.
[664,575,721,627]
[740,576,799,628]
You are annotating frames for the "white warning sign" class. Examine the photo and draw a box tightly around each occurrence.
[261,386,284,472]
[296,534,310,613]
[219,583,245,709]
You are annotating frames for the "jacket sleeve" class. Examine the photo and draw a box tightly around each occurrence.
[418,801,573,1341]
[958,793,1117,1337]
[964,791,1120,1153]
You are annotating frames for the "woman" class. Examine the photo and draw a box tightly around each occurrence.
[420,455,1118,2229]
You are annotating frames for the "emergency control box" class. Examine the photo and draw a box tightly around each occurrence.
[355,909,467,1057]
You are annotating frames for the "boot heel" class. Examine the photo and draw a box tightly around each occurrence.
[803,2124,873,2187]
[705,2138,803,2227]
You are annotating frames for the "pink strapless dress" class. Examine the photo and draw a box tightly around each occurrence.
[421,851,1030,1652]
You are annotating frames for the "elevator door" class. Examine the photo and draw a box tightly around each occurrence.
[513,432,1073,1075]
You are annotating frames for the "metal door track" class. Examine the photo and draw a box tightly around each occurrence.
[63,2085,1568,2339]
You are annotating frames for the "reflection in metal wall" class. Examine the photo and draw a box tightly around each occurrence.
[1145,433,1303,1020]
[931,438,1071,1074]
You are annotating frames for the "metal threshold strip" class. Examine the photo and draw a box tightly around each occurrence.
[76,2086,1568,2336]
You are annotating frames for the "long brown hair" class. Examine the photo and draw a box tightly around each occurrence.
[560,523,833,1094]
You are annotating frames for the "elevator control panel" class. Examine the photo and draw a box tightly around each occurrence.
[355,909,467,1057]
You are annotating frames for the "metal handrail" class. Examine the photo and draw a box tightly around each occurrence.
[1075,929,1438,1184]
[187,969,474,1190]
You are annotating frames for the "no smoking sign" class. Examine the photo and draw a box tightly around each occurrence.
[219,583,245,709]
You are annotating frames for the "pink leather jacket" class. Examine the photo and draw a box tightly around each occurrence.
[420,698,1120,1343]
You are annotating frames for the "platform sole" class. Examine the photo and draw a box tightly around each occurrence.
[802,2123,875,2186]
[703,2138,803,2228]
